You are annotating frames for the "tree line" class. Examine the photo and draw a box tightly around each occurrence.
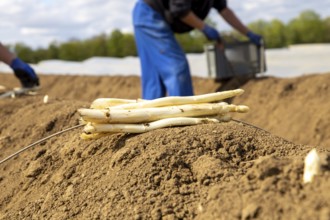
[9,10,330,63]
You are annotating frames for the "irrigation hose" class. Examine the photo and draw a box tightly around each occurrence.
[231,119,270,134]
[232,118,290,142]
[0,124,84,165]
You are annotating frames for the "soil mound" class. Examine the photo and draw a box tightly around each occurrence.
[0,72,329,219]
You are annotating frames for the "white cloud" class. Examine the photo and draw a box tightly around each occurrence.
[0,0,329,48]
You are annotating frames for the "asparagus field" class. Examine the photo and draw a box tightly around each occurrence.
[0,72,329,219]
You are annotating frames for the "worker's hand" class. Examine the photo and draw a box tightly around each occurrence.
[247,31,262,46]
[201,24,221,41]
[10,57,40,88]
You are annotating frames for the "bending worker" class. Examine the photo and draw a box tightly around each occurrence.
[0,42,39,89]
[133,0,262,99]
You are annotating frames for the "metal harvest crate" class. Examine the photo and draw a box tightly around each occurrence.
[204,41,266,80]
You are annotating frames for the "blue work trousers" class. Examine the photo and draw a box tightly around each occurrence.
[133,0,194,100]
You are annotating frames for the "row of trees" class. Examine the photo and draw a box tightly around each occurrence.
[11,10,330,63]
[231,10,330,48]
[13,31,137,63]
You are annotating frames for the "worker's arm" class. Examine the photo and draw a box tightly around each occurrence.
[220,7,262,46]
[181,11,221,42]
[219,8,249,35]
[0,42,39,88]
[180,11,205,30]
[0,42,16,65]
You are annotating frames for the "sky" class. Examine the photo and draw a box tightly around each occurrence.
[0,0,329,49]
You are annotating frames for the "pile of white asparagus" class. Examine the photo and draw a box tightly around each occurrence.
[78,89,249,139]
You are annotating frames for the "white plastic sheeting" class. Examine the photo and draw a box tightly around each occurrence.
[1,44,329,78]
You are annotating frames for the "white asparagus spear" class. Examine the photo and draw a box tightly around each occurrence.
[78,102,249,124]
[90,98,143,109]
[80,115,232,140]
[227,104,250,113]
[83,117,224,134]
[91,89,244,110]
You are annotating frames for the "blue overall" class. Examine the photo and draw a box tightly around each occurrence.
[133,0,194,100]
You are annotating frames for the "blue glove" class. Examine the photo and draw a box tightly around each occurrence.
[247,31,262,46]
[202,24,221,41]
[10,57,39,88]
